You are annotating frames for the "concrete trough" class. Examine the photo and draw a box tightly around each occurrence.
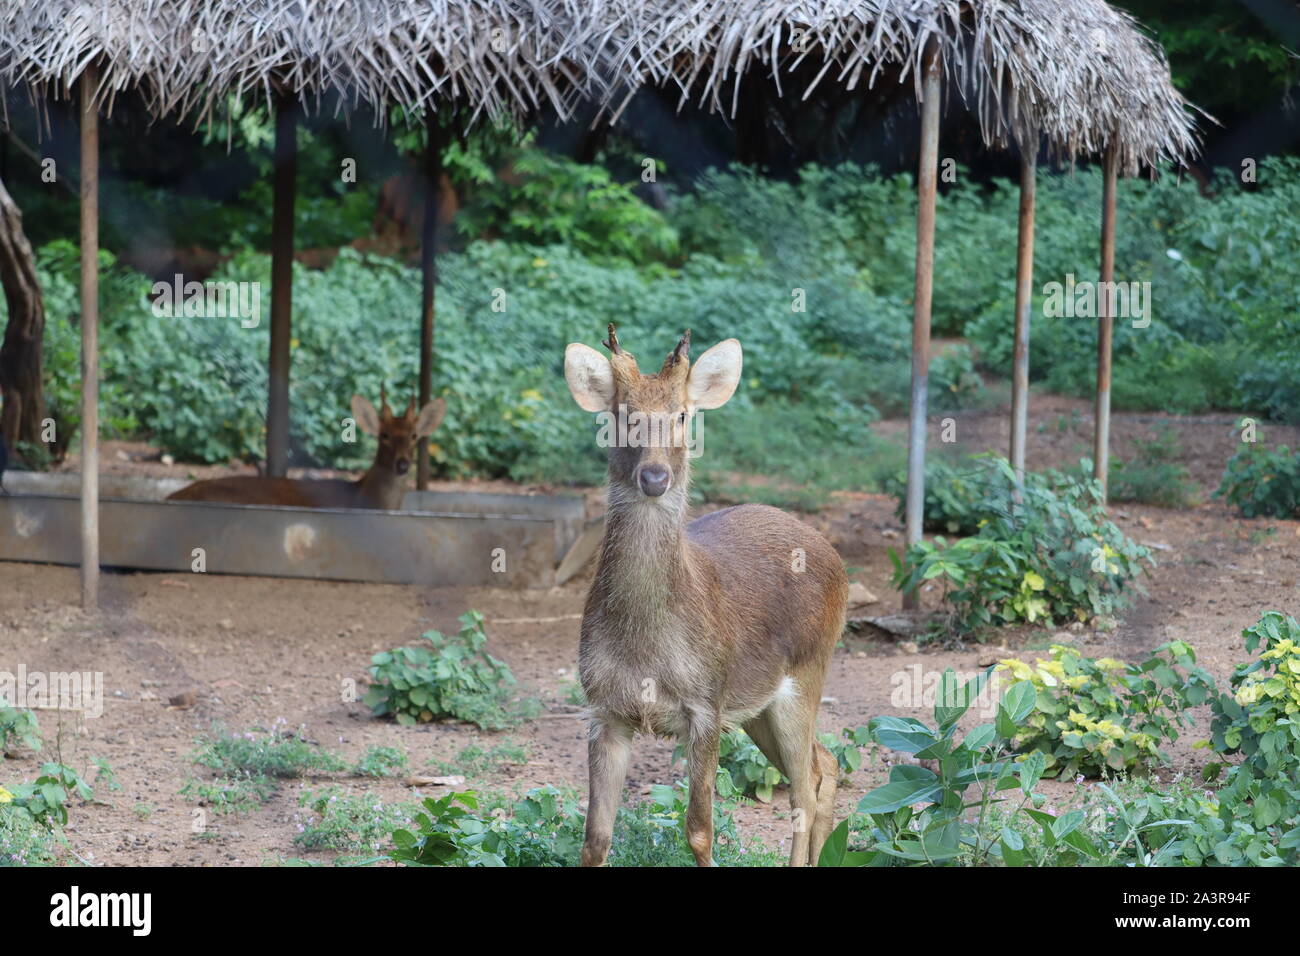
[0,473,585,588]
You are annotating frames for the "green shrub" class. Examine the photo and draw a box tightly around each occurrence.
[1109,429,1198,508]
[826,621,1300,867]
[294,788,418,855]
[192,724,347,778]
[1216,442,1300,518]
[885,457,999,535]
[364,611,538,730]
[179,774,278,815]
[432,741,529,779]
[0,795,58,866]
[389,783,781,867]
[0,702,41,756]
[1207,611,1300,780]
[352,745,408,779]
[5,761,100,828]
[891,457,1152,634]
[453,136,679,264]
[928,344,987,412]
[675,730,783,802]
[994,642,1215,777]
[820,671,1092,866]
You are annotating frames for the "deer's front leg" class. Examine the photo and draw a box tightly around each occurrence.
[685,715,721,867]
[581,718,633,867]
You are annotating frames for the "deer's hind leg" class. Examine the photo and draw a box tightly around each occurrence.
[744,689,818,867]
[808,739,839,865]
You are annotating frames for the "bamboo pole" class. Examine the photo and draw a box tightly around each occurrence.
[1094,146,1118,498]
[1009,146,1037,480]
[416,114,444,491]
[903,39,941,611]
[79,63,100,609]
[267,92,297,478]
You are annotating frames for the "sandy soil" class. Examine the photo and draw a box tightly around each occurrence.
[2,390,1297,865]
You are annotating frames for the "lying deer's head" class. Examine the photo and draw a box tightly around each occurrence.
[351,390,447,478]
[564,325,742,502]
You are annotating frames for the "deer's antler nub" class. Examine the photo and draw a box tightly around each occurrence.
[603,323,622,355]
[669,329,691,367]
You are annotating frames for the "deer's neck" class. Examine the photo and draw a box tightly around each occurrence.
[355,466,406,510]
[593,483,694,627]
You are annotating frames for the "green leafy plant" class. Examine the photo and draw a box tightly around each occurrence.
[364,611,538,730]
[1109,428,1198,508]
[390,787,584,867]
[820,671,1067,865]
[452,135,679,264]
[431,741,529,779]
[1207,611,1300,781]
[995,642,1215,777]
[179,774,278,816]
[822,726,876,776]
[818,670,1194,867]
[1216,443,1300,518]
[891,457,1152,635]
[0,789,58,866]
[352,745,408,779]
[183,723,347,816]
[5,762,97,828]
[674,730,783,802]
[389,782,780,868]
[885,458,992,535]
[0,702,41,756]
[294,788,419,856]
[192,724,347,778]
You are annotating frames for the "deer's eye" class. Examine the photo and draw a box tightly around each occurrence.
[379,432,389,441]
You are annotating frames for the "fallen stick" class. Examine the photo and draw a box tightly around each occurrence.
[490,613,582,625]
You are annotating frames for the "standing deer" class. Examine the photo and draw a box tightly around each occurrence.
[564,324,848,867]
[167,392,445,510]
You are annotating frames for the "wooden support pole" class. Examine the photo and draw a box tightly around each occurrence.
[417,114,444,491]
[79,63,100,609]
[267,92,297,478]
[903,40,941,610]
[1009,145,1037,480]
[1094,146,1118,498]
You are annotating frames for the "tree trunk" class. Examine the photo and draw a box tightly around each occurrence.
[0,174,47,457]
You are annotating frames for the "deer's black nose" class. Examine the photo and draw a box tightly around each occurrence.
[638,464,671,497]
[395,459,410,475]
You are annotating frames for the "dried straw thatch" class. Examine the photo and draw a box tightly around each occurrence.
[579,0,1204,173]
[0,0,595,126]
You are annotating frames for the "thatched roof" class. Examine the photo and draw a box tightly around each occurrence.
[580,0,1204,173]
[0,0,595,126]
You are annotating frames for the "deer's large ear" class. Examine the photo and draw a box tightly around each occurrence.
[352,395,381,435]
[415,398,446,436]
[687,339,742,410]
[564,343,616,412]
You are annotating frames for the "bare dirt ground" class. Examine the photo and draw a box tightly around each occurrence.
[2,388,1298,865]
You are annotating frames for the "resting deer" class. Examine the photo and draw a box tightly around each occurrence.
[167,392,445,510]
[564,325,848,867]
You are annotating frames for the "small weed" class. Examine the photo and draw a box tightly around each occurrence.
[294,787,418,857]
[352,745,408,779]
[432,741,529,779]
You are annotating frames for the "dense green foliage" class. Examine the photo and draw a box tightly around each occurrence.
[995,642,1214,777]
[1216,441,1300,518]
[1108,428,1198,509]
[389,783,783,867]
[363,611,539,730]
[14,154,1299,497]
[824,617,1300,867]
[891,457,1152,635]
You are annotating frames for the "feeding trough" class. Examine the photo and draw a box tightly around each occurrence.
[0,473,584,588]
